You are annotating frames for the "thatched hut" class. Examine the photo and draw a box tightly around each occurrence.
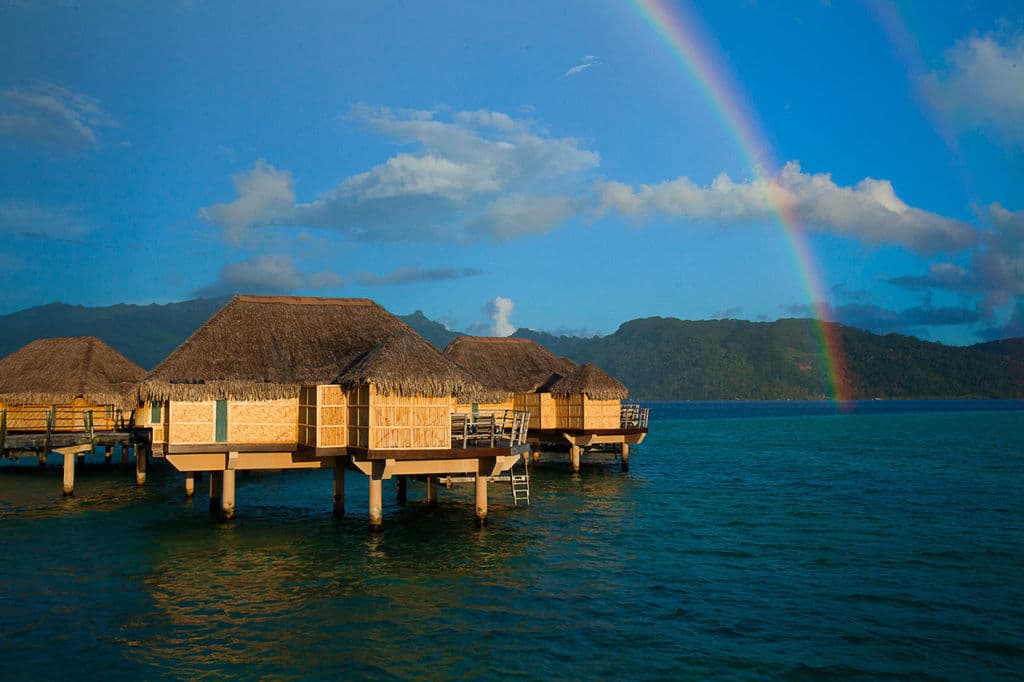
[550,363,629,430]
[443,336,576,429]
[138,295,526,525]
[445,336,647,472]
[0,336,144,432]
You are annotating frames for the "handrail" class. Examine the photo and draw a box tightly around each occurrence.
[620,402,649,429]
[452,409,531,447]
[0,404,127,433]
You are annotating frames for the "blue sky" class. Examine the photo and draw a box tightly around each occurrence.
[1,0,1021,345]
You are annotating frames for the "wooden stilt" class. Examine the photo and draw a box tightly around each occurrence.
[426,476,438,506]
[38,448,46,467]
[135,445,147,486]
[121,443,129,465]
[184,472,195,498]
[62,450,75,497]
[77,452,86,466]
[333,463,345,516]
[621,443,630,473]
[209,471,222,513]
[104,445,112,464]
[570,444,581,473]
[368,475,383,531]
[395,476,407,504]
[221,469,236,520]
[532,450,540,463]
[475,460,489,527]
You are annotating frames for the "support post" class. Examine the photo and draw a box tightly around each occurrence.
[121,443,129,465]
[621,443,630,473]
[395,476,407,504]
[425,476,438,506]
[368,475,383,532]
[475,460,489,527]
[221,468,236,520]
[570,444,581,473]
[209,471,222,513]
[77,452,86,466]
[104,445,112,464]
[63,450,75,497]
[135,444,147,486]
[184,471,195,498]
[38,447,46,467]
[333,462,345,516]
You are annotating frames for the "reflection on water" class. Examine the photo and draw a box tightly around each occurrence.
[2,403,1022,679]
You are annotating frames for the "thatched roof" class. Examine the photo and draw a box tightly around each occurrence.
[443,336,577,395]
[139,295,450,401]
[551,363,628,400]
[335,332,497,401]
[0,336,145,409]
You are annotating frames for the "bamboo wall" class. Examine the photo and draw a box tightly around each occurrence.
[553,396,622,430]
[227,399,297,444]
[168,400,215,444]
[370,386,451,450]
[167,399,298,445]
[582,397,622,429]
[452,398,514,416]
[514,392,556,430]
[316,385,346,447]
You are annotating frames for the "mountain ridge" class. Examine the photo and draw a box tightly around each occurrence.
[1,298,1021,400]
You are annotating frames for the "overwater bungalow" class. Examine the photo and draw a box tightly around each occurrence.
[135,295,529,527]
[444,336,648,472]
[0,336,146,494]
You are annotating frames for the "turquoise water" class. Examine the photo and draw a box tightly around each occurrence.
[1,401,1022,680]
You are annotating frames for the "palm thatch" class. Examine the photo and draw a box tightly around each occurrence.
[443,336,577,395]
[0,336,145,409]
[335,331,498,402]
[550,363,628,400]
[139,295,475,402]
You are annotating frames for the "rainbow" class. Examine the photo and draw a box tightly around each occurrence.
[631,0,853,405]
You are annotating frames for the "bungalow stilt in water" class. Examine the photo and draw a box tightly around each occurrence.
[444,337,648,473]
[135,295,528,527]
[0,336,145,495]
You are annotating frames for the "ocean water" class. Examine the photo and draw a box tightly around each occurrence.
[1,400,1022,680]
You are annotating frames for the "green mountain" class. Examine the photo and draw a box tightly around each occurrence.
[0,297,230,370]
[1,299,1022,400]
[515,318,1024,400]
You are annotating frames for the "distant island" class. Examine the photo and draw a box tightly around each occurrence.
[1,298,1021,401]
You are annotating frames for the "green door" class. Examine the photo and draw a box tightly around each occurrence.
[215,399,228,442]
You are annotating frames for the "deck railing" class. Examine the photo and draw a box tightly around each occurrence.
[0,405,130,436]
[452,409,531,448]
[620,403,649,429]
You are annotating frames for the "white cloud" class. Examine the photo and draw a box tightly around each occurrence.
[0,201,91,241]
[200,107,598,244]
[597,161,978,254]
[564,55,599,77]
[921,32,1024,143]
[0,81,117,154]
[473,296,515,337]
[199,161,296,245]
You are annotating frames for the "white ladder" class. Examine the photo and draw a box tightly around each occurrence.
[510,452,530,506]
